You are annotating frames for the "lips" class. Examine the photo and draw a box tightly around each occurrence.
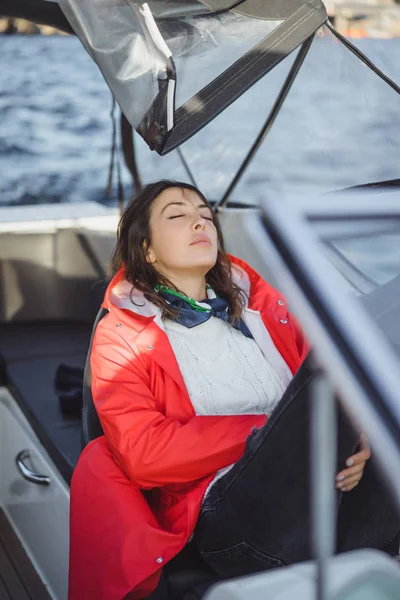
[190,235,211,246]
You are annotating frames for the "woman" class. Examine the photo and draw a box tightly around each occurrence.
[68,180,398,600]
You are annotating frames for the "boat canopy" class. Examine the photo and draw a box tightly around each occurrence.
[58,0,327,154]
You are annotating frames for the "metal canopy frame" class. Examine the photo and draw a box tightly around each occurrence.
[214,23,400,210]
[214,34,314,212]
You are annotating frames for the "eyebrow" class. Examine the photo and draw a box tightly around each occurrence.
[161,201,210,214]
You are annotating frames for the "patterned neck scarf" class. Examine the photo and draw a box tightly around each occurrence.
[155,284,253,339]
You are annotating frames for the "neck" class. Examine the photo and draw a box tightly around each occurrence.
[164,275,207,302]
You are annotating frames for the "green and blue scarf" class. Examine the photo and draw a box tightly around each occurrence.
[155,284,253,339]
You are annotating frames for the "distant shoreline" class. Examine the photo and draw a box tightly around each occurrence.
[0,18,66,35]
[1,12,399,39]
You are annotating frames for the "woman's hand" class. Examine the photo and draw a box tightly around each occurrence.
[336,434,371,492]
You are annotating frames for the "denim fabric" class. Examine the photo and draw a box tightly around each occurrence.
[146,546,219,600]
[191,352,400,579]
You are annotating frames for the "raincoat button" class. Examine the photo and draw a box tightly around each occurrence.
[156,557,164,564]
[280,319,288,324]
[116,323,122,327]
[277,300,284,306]
[147,345,154,350]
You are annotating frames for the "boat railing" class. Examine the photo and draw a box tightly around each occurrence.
[245,191,400,599]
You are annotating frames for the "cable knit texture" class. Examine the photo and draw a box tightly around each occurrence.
[164,316,287,417]
[164,316,288,498]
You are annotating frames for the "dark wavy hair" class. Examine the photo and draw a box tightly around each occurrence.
[111,180,245,321]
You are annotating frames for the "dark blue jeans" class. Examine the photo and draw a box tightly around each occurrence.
[191,352,400,579]
[147,352,400,599]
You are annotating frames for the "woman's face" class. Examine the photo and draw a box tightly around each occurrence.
[146,186,218,279]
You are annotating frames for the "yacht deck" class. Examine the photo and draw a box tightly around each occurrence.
[0,510,51,600]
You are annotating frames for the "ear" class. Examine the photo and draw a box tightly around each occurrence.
[144,241,156,264]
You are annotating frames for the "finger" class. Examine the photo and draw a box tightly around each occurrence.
[336,462,366,482]
[337,473,362,487]
[341,480,359,492]
[336,474,362,490]
[345,447,371,467]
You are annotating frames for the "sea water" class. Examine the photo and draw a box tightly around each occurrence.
[0,32,399,207]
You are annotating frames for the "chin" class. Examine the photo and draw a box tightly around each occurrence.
[183,256,217,273]
[198,260,217,273]
[179,246,218,272]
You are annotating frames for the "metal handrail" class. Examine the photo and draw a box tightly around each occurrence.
[248,201,400,502]
[246,195,400,600]
[311,373,337,600]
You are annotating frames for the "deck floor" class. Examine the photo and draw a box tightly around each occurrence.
[0,510,51,600]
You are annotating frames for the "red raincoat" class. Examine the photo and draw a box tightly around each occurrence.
[68,256,308,600]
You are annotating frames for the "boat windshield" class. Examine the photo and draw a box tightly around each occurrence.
[312,202,400,361]
[331,228,400,288]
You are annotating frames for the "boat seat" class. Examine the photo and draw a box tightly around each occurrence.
[82,307,107,447]
[82,307,219,599]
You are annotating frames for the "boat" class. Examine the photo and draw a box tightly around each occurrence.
[0,1,400,598]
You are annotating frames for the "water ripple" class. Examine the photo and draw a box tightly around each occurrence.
[0,34,399,206]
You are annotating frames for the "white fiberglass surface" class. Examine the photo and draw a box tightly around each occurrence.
[0,388,69,600]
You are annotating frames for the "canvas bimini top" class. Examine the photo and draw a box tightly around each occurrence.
[57,0,327,154]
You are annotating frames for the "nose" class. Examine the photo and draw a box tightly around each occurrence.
[193,215,206,230]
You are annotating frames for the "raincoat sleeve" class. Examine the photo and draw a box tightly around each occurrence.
[90,323,266,490]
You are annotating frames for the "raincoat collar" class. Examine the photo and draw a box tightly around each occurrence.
[104,257,251,327]
[101,256,293,386]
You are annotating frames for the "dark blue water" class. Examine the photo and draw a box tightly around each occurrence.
[0,30,399,207]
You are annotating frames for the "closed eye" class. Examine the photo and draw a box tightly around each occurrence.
[168,213,214,222]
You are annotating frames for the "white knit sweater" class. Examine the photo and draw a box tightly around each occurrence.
[164,316,287,416]
[163,316,288,497]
